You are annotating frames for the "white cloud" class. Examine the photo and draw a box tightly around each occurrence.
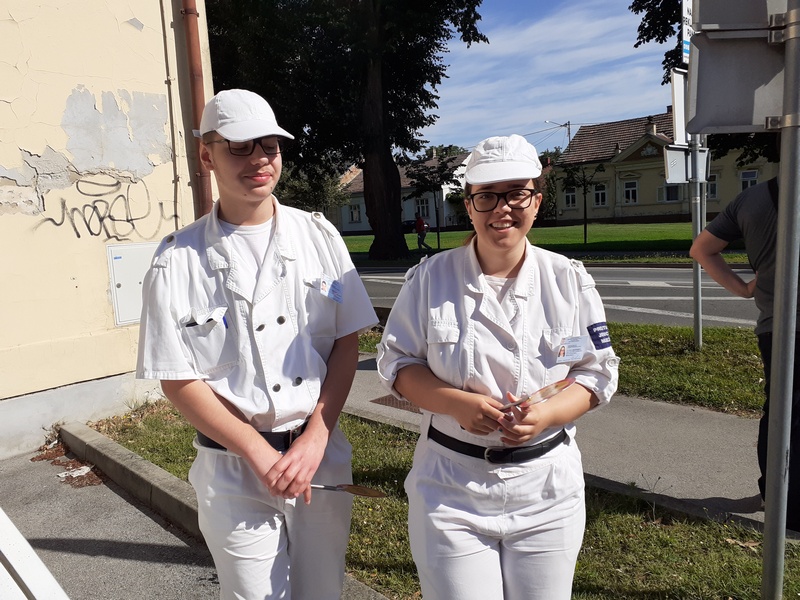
[419,0,675,151]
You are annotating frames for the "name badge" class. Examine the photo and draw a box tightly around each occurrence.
[556,336,586,363]
[320,274,343,303]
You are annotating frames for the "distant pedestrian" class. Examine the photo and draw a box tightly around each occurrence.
[137,88,378,598]
[415,212,432,251]
[378,134,619,599]
[690,174,799,532]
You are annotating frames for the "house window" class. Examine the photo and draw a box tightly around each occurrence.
[565,187,576,209]
[593,183,607,207]
[658,184,681,203]
[416,198,430,218]
[349,204,361,223]
[741,170,758,191]
[623,181,638,204]
[706,173,718,200]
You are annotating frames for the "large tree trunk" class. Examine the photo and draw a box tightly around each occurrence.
[361,2,409,260]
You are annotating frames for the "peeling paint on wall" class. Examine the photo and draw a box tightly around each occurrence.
[62,87,171,179]
[0,87,172,214]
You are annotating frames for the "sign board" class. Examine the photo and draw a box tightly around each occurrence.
[682,0,694,63]
[686,31,784,134]
[693,0,785,31]
[664,145,709,184]
[671,68,688,146]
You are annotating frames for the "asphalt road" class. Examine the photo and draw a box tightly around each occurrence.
[360,265,759,329]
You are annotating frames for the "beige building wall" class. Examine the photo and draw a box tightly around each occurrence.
[0,0,214,453]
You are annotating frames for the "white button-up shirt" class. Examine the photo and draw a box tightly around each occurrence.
[377,240,619,447]
[137,198,378,432]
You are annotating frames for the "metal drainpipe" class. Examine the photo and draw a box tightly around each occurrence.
[181,0,213,217]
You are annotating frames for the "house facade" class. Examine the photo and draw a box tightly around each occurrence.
[335,154,470,234]
[554,109,779,224]
[0,0,214,458]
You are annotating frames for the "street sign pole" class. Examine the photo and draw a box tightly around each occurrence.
[763,2,800,596]
[689,132,703,350]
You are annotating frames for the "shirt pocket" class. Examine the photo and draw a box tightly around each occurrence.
[536,327,573,382]
[426,319,462,383]
[180,306,240,375]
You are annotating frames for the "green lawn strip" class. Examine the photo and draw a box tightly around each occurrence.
[91,406,799,600]
[345,223,747,267]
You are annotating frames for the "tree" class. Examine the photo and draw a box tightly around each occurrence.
[205,0,487,259]
[629,0,779,165]
[278,163,351,214]
[539,147,562,223]
[561,163,605,244]
[402,147,467,247]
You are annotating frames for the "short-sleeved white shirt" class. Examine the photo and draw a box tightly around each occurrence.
[137,198,378,432]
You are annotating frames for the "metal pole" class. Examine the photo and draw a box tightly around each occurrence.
[762,3,800,597]
[689,133,703,350]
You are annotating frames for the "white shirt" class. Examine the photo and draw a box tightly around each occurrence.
[377,239,619,447]
[137,198,378,432]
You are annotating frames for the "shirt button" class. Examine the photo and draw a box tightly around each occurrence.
[294,376,303,385]
[507,342,515,350]
[272,384,281,392]
[277,316,286,324]
[256,324,265,331]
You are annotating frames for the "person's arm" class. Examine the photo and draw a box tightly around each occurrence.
[394,364,505,435]
[264,331,360,503]
[160,379,284,488]
[689,229,757,298]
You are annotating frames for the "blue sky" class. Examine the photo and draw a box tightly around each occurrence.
[418,0,675,153]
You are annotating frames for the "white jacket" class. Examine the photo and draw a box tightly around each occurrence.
[377,240,619,447]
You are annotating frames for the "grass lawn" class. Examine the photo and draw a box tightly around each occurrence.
[345,222,748,266]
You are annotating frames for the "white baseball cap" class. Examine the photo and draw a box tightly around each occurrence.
[196,89,294,141]
[464,134,542,185]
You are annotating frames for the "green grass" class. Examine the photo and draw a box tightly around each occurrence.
[92,404,800,600]
[345,222,748,267]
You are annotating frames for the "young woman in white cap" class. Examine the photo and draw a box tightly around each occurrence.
[378,134,619,599]
[137,89,378,599]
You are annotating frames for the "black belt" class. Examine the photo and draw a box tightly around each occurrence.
[196,422,307,453]
[427,424,567,464]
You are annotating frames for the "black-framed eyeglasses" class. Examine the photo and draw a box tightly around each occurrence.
[468,188,538,212]
[206,136,282,157]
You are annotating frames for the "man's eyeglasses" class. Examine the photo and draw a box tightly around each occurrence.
[206,136,282,157]
[467,188,538,212]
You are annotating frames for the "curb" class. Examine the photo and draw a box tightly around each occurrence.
[58,422,390,600]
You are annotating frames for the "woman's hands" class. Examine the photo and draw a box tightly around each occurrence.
[495,392,552,445]
[450,391,506,435]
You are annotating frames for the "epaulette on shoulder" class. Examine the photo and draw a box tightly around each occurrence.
[404,255,428,281]
[152,232,177,268]
[569,258,595,290]
[310,211,340,237]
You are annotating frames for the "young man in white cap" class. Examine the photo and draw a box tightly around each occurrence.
[137,89,378,599]
[378,135,618,599]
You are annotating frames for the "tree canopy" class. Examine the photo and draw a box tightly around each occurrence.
[205,0,487,258]
[629,0,779,164]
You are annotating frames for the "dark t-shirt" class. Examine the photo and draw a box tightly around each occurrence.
[705,179,789,335]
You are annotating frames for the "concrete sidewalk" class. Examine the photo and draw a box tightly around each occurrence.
[0,353,782,599]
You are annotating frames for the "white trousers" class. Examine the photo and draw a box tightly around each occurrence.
[189,427,353,600]
[405,430,586,600]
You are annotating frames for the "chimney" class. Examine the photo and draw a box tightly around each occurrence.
[647,115,656,135]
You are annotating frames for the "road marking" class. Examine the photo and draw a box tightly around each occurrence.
[361,277,405,285]
[603,304,756,326]
[602,296,749,301]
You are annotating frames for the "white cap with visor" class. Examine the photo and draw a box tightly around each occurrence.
[195,89,294,141]
[464,134,542,185]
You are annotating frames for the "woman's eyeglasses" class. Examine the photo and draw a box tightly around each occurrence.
[468,189,538,212]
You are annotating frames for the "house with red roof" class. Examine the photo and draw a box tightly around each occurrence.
[554,107,779,224]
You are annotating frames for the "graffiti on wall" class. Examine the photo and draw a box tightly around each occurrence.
[35,174,176,241]
[0,87,179,240]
